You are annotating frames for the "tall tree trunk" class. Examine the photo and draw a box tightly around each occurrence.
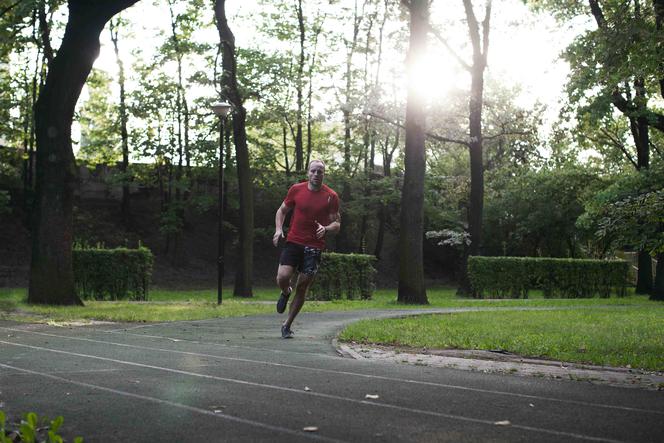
[655,0,664,99]
[215,0,254,297]
[110,17,130,225]
[651,253,664,300]
[28,0,139,305]
[458,0,491,296]
[631,79,653,294]
[305,13,324,169]
[374,124,398,259]
[295,0,305,172]
[397,0,428,305]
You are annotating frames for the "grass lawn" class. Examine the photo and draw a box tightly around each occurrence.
[338,307,664,371]
[2,286,662,370]
[0,286,654,323]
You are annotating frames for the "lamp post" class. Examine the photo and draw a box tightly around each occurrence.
[211,102,232,305]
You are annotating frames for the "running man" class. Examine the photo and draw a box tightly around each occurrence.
[273,160,341,338]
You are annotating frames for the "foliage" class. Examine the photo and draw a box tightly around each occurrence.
[73,245,153,301]
[0,190,10,215]
[482,165,605,257]
[577,163,664,257]
[77,69,120,163]
[468,256,628,298]
[535,0,664,170]
[309,253,377,300]
[0,410,83,443]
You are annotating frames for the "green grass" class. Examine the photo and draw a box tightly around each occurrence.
[339,307,664,371]
[2,286,662,370]
[0,286,654,324]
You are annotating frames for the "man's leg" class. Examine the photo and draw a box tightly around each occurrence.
[276,264,295,293]
[276,265,295,314]
[283,272,314,331]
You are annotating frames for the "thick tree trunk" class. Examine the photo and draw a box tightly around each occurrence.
[28,0,139,305]
[633,80,653,294]
[295,0,305,173]
[231,106,254,297]
[457,0,490,296]
[215,0,254,297]
[397,0,428,305]
[651,253,663,300]
[636,251,654,294]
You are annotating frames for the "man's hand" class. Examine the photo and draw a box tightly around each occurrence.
[273,230,284,247]
[315,221,326,239]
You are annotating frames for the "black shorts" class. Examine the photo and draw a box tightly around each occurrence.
[279,242,322,276]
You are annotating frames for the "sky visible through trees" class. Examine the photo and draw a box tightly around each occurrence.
[72,0,583,163]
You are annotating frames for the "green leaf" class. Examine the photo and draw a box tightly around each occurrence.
[50,415,64,433]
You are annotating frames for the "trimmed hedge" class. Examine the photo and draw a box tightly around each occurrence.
[468,256,628,299]
[308,253,376,300]
[73,246,153,301]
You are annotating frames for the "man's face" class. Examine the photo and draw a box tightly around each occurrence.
[308,162,325,188]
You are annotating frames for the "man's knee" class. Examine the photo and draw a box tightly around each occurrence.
[276,267,293,286]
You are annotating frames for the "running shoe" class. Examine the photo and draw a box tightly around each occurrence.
[276,286,292,314]
[281,324,294,339]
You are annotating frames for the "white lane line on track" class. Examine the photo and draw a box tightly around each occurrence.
[0,362,343,443]
[0,340,630,442]
[1,326,660,416]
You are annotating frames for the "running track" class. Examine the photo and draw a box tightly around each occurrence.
[1,309,662,442]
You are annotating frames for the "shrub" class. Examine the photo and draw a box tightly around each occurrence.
[0,410,83,443]
[308,253,377,300]
[73,246,153,301]
[468,256,628,299]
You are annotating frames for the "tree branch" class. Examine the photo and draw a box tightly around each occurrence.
[588,0,607,29]
[611,90,664,134]
[482,0,491,58]
[428,24,470,71]
[364,110,469,146]
[462,0,481,57]
[38,0,54,65]
[483,130,533,142]
[0,0,21,19]
[594,128,639,169]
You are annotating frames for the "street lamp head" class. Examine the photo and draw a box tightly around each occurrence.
[211,102,232,117]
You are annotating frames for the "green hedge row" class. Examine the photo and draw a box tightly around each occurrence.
[468,256,628,299]
[73,246,153,301]
[308,253,376,300]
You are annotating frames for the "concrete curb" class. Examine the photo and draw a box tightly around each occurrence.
[335,342,664,391]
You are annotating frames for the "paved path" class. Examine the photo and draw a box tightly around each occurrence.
[1,309,663,442]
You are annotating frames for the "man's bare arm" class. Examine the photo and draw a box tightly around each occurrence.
[325,212,341,235]
[273,202,292,247]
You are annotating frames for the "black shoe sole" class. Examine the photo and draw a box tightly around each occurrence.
[276,293,290,314]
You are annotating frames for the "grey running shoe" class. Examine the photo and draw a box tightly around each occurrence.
[281,324,294,339]
[276,286,292,314]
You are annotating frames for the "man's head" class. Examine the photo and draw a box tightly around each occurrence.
[307,159,325,190]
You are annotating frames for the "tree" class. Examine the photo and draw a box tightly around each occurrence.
[215,0,254,297]
[535,0,664,293]
[397,0,428,304]
[109,15,130,224]
[28,0,140,305]
[577,163,664,299]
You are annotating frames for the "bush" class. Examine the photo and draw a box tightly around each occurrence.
[73,246,153,301]
[308,253,376,300]
[468,256,628,299]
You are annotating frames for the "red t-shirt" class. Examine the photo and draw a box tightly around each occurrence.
[284,182,340,249]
